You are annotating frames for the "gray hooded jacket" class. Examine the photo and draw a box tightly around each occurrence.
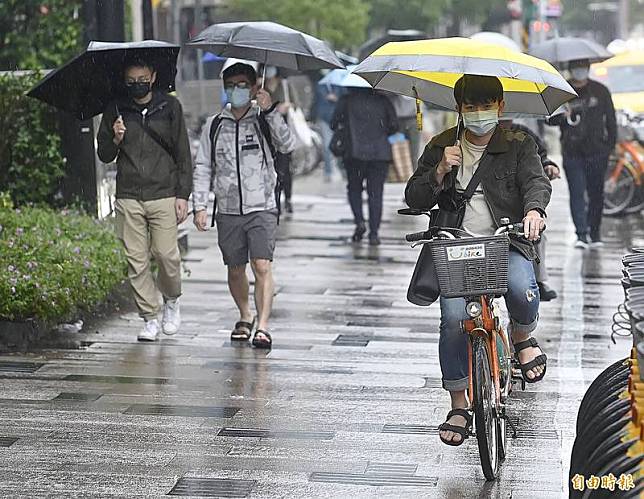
[193,102,295,215]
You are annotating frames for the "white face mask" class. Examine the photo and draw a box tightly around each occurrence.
[462,109,499,136]
[570,67,590,82]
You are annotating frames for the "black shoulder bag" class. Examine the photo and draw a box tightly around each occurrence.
[407,155,490,306]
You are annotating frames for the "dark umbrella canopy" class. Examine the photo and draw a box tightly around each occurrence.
[358,29,427,61]
[187,21,344,71]
[529,37,612,66]
[28,40,180,120]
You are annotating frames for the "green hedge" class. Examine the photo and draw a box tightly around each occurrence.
[0,195,127,323]
[0,72,67,206]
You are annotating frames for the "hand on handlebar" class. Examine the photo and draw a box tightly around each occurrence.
[522,210,545,242]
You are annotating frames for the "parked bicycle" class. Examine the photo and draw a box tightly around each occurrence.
[402,210,528,480]
[604,111,644,216]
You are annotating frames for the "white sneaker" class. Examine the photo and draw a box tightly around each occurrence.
[138,319,160,342]
[162,299,180,335]
[590,240,605,249]
[574,238,589,250]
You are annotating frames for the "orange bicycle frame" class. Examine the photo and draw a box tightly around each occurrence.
[608,141,644,186]
[464,296,509,405]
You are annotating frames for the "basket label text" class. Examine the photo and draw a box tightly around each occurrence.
[446,244,486,261]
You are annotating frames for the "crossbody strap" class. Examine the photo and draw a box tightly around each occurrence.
[460,150,490,201]
[141,120,176,163]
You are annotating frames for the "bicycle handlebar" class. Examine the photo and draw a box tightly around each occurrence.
[405,230,431,242]
[404,222,541,244]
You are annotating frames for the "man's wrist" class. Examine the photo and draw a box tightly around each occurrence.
[526,208,546,218]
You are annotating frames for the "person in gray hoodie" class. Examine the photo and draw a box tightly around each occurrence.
[192,62,295,349]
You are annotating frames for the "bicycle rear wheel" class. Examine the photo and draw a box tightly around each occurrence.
[472,336,500,480]
[625,184,644,213]
[604,160,636,216]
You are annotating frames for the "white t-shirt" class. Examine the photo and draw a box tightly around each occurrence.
[455,136,497,235]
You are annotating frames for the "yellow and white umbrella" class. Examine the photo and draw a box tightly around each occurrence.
[353,37,577,116]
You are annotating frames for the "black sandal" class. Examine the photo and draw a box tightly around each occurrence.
[252,329,272,349]
[513,337,547,383]
[231,317,256,342]
[438,408,472,447]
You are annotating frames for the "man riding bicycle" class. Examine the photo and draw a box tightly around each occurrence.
[405,75,551,446]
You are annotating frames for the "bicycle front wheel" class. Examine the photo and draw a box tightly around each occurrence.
[472,336,500,480]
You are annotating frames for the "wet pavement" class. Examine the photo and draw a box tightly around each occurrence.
[1,171,643,498]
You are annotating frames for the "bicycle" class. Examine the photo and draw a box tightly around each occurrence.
[604,112,644,216]
[400,209,526,480]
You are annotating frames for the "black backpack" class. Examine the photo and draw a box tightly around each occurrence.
[208,112,286,226]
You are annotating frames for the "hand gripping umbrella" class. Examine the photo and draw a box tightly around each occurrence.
[28,40,180,120]
[186,21,344,83]
[353,37,577,117]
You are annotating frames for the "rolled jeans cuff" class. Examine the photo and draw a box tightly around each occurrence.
[511,314,539,336]
[442,376,469,392]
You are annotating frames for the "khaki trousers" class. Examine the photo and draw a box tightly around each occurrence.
[115,197,181,320]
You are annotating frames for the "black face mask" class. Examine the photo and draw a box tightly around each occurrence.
[126,82,151,99]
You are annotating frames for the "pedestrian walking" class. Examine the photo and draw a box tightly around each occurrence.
[192,62,295,349]
[312,76,342,182]
[331,88,399,246]
[97,56,192,342]
[500,119,561,301]
[548,58,617,249]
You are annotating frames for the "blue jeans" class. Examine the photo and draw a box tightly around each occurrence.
[439,250,540,391]
[562,154,609,241]
[317,119,337,178]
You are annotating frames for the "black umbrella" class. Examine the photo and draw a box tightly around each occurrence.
[28,40,180,120]
[358,29,427,61]
[187,21,344,71]
[529,37,612,66]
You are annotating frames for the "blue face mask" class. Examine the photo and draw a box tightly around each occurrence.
[226,87,251,108]
[462,109,499,136]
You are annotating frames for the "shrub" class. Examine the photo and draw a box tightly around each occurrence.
[0,195,127,323]
[0,72,66,206]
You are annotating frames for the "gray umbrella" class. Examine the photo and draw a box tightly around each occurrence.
[529,37,612,66]
[186,21,344,71]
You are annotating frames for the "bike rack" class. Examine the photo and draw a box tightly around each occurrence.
[568,248,644,497]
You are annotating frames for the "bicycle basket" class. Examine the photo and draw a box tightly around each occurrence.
[428,234,510,298]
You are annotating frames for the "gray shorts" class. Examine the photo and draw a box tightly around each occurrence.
[215,210,278,267]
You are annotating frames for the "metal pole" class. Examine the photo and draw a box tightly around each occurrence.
[131,0,143,41]
[194,0,206,114]
[170,0,181,83]
[171,0,180,44]
[619,0,629,39]
[539,0,546,43]
[142,0,154,39]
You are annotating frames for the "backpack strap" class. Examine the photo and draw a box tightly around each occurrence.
[257,111,283,225]
[209,114,222,228]
[257,112,277,158]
